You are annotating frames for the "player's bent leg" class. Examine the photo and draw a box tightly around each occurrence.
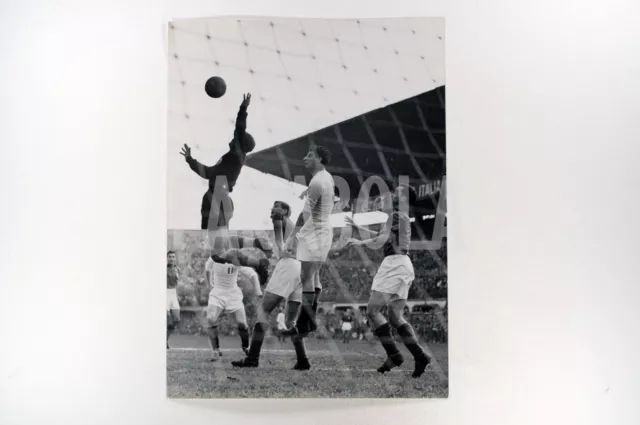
[368,291,404,373]
[313,270,322,291]
[300,261,320,292]
[387,300,409,329]
[167,288,181,348]
[285,299,301,328]
[258,292,282,323]
[296,286,321,335]
[291,334,311,370]
[283,262,320,336]
[284,298,310,370]
[232,292,284,368]
[231,307,250,355]
[167,308,181,348]
[166,311,174,349]
[389,299,431,378]
[170,308,181,323]
[206,305,224,361]
[367,291,389,328]
[290,299,310,369]
[310,286,321,330]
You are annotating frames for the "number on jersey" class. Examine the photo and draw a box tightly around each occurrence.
[227,266,234,274]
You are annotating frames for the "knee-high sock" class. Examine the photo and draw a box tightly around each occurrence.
[312,287,321,310]
[297,290,320,331]
[302,291,316,321]
[207,326,220,351]
[292,335,308,361]
[374,322,400,357]
[396,323,426,359]
[237,323,250,350]
[247,322,268,359]
[167,324,174,344]
[286,303,300,327]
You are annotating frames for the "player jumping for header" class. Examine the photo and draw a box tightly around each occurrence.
[180,93,254,252]
[232,200,315,369]
[280,146,334,341]
[346,184,432,378]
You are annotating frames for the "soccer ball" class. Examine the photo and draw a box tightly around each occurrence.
[204,76,227,98]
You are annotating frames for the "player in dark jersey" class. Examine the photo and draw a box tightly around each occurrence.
[166,251,181,349]
[341,308,354,343]
[180,93,254,252]
[227,235,273,259]
[346,184,431,378]
[232,201,317,369]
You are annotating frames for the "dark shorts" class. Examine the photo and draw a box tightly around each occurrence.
[201,191,234,230]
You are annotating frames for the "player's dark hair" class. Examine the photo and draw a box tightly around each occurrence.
[314,145,331,166]
[277,200,291,217]
[167,250,176,256]
[243,133,255,152]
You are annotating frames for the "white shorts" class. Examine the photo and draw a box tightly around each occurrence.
[207,287,244,313]
[266,258,302,302]
[341,322,352,332]
[296,233,331,262]
[371,255,415,300]
[166,288,180,311]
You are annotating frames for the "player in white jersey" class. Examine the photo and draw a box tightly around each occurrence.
[204,247,269,361]
[233,200,312,368]
[281,146,334,338]
[237,265,262,297]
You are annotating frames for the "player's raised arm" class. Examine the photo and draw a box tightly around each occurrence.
[205,257,214,288]
[273,219,285,254]
[182,142,242,181]
[180,143,210,179]
[271,209,288,258]
[345,215,380,238]
[232,93,253,153]
[248,269,262,296]
[347,212,398,248]
[348,226,391,248]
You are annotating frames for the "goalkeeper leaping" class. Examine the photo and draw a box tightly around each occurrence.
[180,93,254,252]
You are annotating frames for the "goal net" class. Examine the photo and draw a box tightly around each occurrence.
[167,16,445,231]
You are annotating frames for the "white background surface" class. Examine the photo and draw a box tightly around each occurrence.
[2,0,640,424]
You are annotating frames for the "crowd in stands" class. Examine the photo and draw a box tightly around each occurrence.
[176,306,447,344]
[169,230,447,342]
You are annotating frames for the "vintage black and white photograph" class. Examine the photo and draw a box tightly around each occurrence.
[166,16,447,398]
